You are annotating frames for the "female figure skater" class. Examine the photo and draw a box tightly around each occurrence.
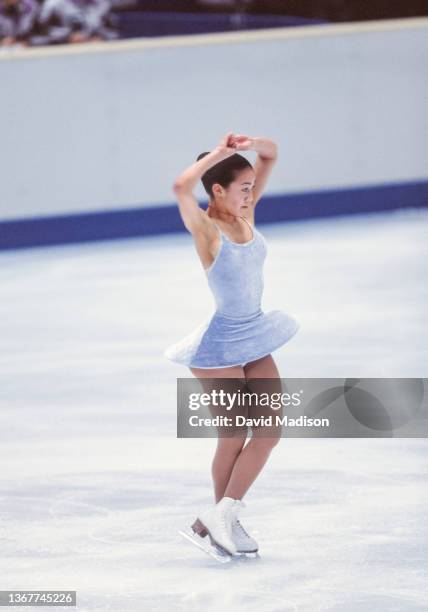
[165,132,299,558]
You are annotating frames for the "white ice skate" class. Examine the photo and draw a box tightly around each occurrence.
[190,496,238,556]
[231,500,259,555]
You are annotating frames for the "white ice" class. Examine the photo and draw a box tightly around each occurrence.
[1,209,427,611]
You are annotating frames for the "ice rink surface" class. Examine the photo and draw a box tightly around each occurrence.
[1,208,427,611]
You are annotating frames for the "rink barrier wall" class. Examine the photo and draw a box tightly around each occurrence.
[1,17,427,223]
[1,179,427,251]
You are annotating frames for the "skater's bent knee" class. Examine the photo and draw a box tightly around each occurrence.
[250,434,281,452]
[217,435,247,454]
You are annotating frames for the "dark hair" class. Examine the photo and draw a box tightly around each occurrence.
[196,152,253,199]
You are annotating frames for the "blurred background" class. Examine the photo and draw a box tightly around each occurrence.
[0,0,427,48]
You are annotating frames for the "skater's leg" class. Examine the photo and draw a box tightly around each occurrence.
[190,365,248,503]
[211,435,247,502]
[243,353,281,380]
[223,355,283,500]
[223,436,280,499]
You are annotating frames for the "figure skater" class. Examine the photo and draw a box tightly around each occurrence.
[165,132,299,557]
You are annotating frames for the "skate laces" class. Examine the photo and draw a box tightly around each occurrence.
[231,500,251,538]
[234,518,251,538]
[219,501,236,534]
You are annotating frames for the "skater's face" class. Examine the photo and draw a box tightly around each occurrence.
[213,168,256,215]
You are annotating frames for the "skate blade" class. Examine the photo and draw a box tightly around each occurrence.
[236,551,261,560]
[237,550,260,559]
[178,529,232,564]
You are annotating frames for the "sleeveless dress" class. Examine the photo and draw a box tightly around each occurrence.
[164,217,299,369]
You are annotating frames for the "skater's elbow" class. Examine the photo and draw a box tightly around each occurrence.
[172,179,192,193]
[172,180,183,192]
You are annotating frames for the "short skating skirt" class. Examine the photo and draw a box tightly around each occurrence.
[164,309,299,369]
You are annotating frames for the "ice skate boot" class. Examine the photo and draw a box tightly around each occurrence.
[231,500,259,554]
[191,496,238,556]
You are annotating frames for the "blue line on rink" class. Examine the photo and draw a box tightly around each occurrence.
[1,179,427,251]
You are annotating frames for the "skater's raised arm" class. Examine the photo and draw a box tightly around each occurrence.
[228,135,278,208]
[252,138,278,208]
[172,133,237,234]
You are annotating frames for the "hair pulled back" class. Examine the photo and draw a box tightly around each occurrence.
[197,152,253,199]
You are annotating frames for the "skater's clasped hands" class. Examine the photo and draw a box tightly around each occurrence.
[216,132,255,158]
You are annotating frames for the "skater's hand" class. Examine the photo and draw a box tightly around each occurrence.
[229,133,255,151]
[214,132,239,159]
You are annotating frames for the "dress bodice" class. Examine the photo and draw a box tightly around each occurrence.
[205,218,268,318]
